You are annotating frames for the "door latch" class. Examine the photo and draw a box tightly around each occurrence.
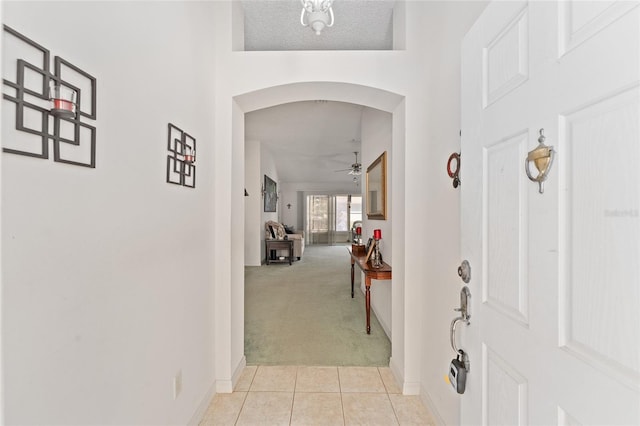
[458,260,471,283]
[450,286,471,360]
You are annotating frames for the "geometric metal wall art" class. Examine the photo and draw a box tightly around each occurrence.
[166,123,196,188]
[2,25,98,168]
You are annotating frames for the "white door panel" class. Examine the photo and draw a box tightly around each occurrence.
[462,1,639,424]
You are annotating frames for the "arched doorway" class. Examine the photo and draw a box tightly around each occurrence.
[216,81,410,393]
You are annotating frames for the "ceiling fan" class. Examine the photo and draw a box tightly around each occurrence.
[335,151,362,176]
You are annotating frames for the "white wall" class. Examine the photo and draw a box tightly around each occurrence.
[1,2,217,424]
[260,145,279,261]
[277,185,299,230]
[416,2,489,425]
[244,140,261,266]
[244,141,282,265]
[361,108,393,338]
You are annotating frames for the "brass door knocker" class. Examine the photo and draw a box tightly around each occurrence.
[526,129,555,194]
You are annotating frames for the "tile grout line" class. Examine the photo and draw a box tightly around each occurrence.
[233,391,249,426]
[288,365,299,425]
[378,366,395,394]
[233,366,257,426]
[338,366,346,426]
[379,366,401,426]
[386,391,401,426]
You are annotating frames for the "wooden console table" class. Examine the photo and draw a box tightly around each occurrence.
[266,239,294,265]
[347,247,392,334]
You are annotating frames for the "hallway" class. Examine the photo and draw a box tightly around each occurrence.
[199,365,435,425]
[245,245,391,366]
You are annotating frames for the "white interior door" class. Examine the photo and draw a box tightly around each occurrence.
[461,1,639,424]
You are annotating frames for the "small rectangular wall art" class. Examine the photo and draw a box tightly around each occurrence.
[166,123,196,188]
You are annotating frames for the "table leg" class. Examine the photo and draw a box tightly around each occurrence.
[365,277,371,334]
[288,244,292,265]
[351,261,355,298]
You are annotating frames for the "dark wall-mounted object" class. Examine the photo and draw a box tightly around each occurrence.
[447,152,461,188]
[2,25,97,168]
[166,123,196,188]
[264,174,277,212]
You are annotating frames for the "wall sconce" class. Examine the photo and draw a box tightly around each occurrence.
[49,83,77,118]
[184,146,196,164]
[166,123,196,188]
[245,188,249,197]
[2,25,97,168]
[287,203,292,209]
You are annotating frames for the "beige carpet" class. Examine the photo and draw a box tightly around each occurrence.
[245,244,391,366]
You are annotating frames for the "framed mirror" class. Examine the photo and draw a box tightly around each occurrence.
[366,151,387,220]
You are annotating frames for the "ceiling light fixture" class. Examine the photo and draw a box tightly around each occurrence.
[348,151,362,176]
[334,151,362,176]
[300,0,334,35]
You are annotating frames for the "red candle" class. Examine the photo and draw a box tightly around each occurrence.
[184,147,196,164]
[373,229,381,239]
[52,99,74,111]
[356,227,362,235]
[49,85,77,117]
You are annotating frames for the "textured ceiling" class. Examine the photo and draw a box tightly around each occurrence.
[242,0,395,51]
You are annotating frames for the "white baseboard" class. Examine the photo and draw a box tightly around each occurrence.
[370,303,392,340]
[389,356,402,385]
[358,282,392,340]
[215,356,246,394]
[388,357,420,395]
[388,357,403,388]
[191,357,247,424]
[215,379,232,393]
[403,380,421,395]
[420,384,446,426]
[188,381,217,426]
[232,356,247,388]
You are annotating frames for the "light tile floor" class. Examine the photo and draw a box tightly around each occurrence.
[200,366,436,426]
